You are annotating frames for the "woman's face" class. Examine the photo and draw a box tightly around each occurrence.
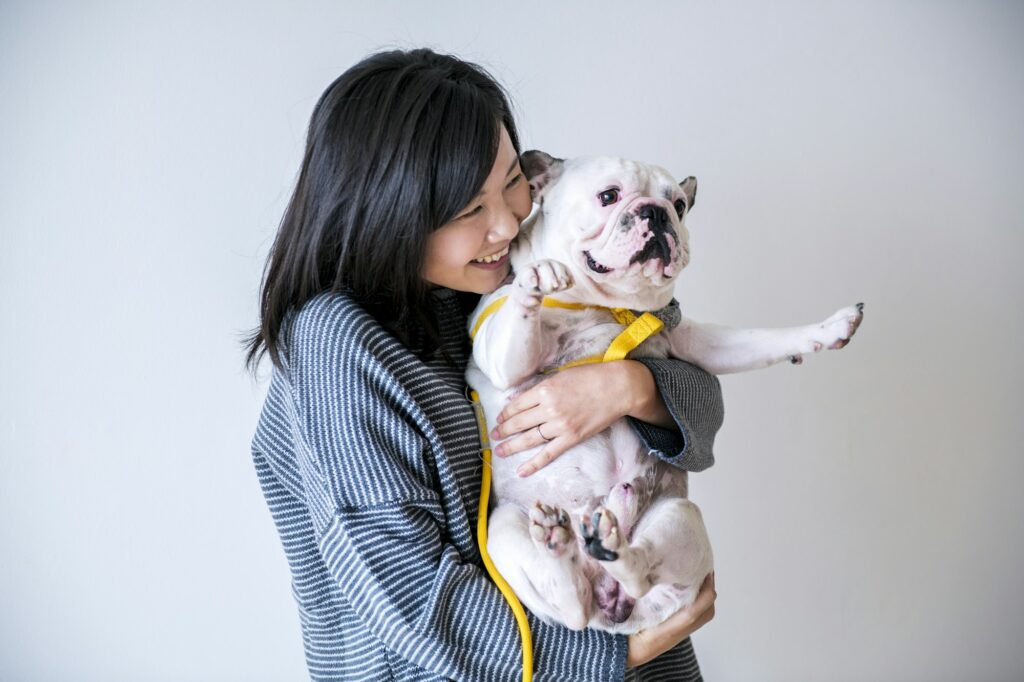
[423,126,532,293]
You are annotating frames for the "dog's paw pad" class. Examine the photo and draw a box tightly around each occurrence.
[514,259,574,301]
[580,507,621,562]
[809,303,865,353]
[529,502,574,556]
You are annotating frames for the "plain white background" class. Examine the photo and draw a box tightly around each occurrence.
[2,1,1021,680]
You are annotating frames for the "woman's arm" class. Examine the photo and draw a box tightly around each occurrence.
[283,300,630,681]
[315,497,628,681]
[493,357,724,476]
[623,356,725,471]
[626,573,716,668]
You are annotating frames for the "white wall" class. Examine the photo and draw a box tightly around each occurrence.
[2,1,1021,680]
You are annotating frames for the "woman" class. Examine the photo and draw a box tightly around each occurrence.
[245,48,723,681]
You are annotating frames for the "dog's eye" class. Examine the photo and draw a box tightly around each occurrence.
[674,199,686,217]
[598,188,619,206]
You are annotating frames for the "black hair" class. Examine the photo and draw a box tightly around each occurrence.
[242,48,521,374]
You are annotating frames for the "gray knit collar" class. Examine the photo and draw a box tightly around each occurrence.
[637,298,681,331]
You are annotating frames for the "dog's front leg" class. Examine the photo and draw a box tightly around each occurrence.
[664,304,864,374]
[472,259,574,389]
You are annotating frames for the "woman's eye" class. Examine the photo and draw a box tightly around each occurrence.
[674,199,686,216]
[505,173,522,189]
[598,188,620,206]
[461,205,483,220]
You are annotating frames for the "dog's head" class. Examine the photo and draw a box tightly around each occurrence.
[516,151,696,310]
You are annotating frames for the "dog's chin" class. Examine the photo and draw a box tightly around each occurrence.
[576,251,680,308]
[581,250,682,284]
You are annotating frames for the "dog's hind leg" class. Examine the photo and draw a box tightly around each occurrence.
[487,502,592,630]
[581,497,712,603]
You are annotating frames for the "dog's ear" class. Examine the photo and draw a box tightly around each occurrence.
[678,176,697,211]
[521,150,564,203]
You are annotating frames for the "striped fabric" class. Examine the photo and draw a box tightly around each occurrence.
[251,286,724,681]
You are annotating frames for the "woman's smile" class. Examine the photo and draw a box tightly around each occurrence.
[470,243,511,268]
[422,126,532,293]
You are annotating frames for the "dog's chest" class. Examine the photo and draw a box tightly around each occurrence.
[537,308,671,373]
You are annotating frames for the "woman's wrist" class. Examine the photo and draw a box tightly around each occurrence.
[618,360,676,430]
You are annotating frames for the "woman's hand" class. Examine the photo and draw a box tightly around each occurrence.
[490,360,673,477]
[627,572,717,668]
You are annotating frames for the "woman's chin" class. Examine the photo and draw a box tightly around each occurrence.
[464,259,510,293]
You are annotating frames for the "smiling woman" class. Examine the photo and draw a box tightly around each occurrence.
[243,47,723,682]
[242,49,526,366]
[422,127,532,293]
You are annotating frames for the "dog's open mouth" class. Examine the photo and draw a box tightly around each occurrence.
[584,250,613,274]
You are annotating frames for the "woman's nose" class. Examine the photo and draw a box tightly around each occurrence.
[490,203,520,241]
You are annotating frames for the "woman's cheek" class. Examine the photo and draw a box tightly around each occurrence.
[512,185,532,221]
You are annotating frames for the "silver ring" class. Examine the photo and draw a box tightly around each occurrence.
[536,424,553,442]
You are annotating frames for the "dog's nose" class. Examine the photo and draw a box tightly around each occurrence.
[629,204,675,267]
[637,204,669,231]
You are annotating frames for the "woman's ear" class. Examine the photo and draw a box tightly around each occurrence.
[521,150,564,203]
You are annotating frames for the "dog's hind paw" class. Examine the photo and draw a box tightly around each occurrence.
[529,502,575,557]
[580,507,622,562]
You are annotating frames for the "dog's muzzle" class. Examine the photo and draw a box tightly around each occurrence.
[628,204,675,266]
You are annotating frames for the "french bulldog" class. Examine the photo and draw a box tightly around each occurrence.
[465,151,863,634]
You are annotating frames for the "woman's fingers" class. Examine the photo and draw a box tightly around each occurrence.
[491,403,546,443]
[494,387,543,426]
[626,572,716,668]
[651,573,716,635]
[693,571,716,612]
[515,439,568,477]
[493,421,551,458]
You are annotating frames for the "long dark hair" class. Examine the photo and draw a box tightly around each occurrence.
[242,48,521,374]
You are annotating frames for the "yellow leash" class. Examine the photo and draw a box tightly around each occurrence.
[469,296,664,682]
[471,389,534,682]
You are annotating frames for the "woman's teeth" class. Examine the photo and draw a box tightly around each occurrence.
[472,245,509,263]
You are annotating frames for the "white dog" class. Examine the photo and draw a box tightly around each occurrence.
[466,151,863,634]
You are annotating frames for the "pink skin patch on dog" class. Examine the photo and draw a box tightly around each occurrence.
[588,211,677,271]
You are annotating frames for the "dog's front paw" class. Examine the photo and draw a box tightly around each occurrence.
[792,303,865,363]
[511,259,574,311]
[580,507,622,562]
[529,502,575,557]
[821,302,864,349]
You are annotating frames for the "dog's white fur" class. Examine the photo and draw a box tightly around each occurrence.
[466,152,863,634]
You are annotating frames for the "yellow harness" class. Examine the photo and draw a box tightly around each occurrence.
[469,296,664,682]
[470,295,665,368]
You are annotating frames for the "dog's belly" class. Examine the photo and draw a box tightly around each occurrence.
[466,303,705,634]
[468,312,682,515]
[490,421,665,515]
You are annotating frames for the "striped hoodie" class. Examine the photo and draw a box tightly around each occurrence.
[251,286,724,681]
